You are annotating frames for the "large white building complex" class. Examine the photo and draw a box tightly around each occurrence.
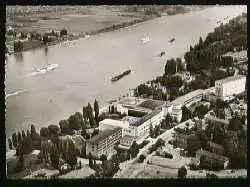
[215,75,246,101]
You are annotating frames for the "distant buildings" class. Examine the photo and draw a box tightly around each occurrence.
[215,75,246,101]
[86,127,122,159]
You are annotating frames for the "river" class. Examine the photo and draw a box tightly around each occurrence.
[5,6,246,138]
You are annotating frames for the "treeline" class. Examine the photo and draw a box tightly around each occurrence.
[184,12,247,75]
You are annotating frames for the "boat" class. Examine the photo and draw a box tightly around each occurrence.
[36,64,58,74]
[111,69,131,82]
[224,16,229,20]
[216,20,221,24]
[169,38,175,43]
[141,36,151,44]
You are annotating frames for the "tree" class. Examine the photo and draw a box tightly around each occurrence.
[48,124,60,136]
[17,132,22,145]
[21,130,26,140]
[154,125,161,137]
[40,127,50,138]
[68,112,83,130]
[165,58,177,76]
[88,153,93,168]
[228,117,243,131]
[8,138,13,150]
[149,124,154,138]
[50,143,60,169]
[66,140,77,169]
[195,105,209,119]
[60,28,67,36]
[13,41,23,52]
[138,154,146,163]
[31,124,36,136]
[59,119,73,135]
[82,106,88,122]
[42,35,49,44]
[130,141,139,158]
[178,166,187,178]
[87,103,95,128]
[12,132,18,148]
[181,106,193,122]
[187,135,201,156]
[94,99,99,123]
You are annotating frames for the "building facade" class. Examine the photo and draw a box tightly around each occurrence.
[86,127,122,158]
[215,75,246,101]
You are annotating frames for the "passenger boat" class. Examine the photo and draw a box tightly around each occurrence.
[169,38,175,43]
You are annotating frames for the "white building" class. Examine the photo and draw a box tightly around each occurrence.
[215,75,246,101]
[99,119,130,137]
[129,109,165,140]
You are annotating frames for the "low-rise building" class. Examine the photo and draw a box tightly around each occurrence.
[196,149,229,169]
[85,127,122,159]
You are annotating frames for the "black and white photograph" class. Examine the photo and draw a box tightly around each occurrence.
[5,5,247,179]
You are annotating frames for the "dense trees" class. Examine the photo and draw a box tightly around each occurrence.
[8,138,13,150]
[12,133,17,148]
[128,141,139,158]
[185,13,247,74]
[181,106,193,122]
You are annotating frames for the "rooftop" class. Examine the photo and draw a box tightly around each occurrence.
[87,127,122,144]
[215,75,246,84]
[130,109,162,127]
[118,96,145,106]
[121,116,141,124]
[196,149,229,162]
[99,119,129,130]
[137,99,165,110]
[171,89,205,106]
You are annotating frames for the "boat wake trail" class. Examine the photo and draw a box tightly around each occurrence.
[25,64,59,77]
[6,90,25,98]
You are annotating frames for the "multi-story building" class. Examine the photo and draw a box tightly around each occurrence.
[86,127,122,159]
[196,149,229,169]
[129,108,165,140]
[215,75,246,101]
[170,89,205,122]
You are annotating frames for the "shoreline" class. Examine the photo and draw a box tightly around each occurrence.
[8,15,160,55]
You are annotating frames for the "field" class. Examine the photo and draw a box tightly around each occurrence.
[6,5,197,35]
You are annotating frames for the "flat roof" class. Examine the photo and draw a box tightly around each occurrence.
[130,109,162,127]
[171,89,204,106]
[118,96,145,106]
[87,127,122,144]
[99,119,129,131]
[137,99,165,110]
[216,75,246,84]
[121,116,141,124]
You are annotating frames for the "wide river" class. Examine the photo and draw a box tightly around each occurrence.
[5,6,246,138]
